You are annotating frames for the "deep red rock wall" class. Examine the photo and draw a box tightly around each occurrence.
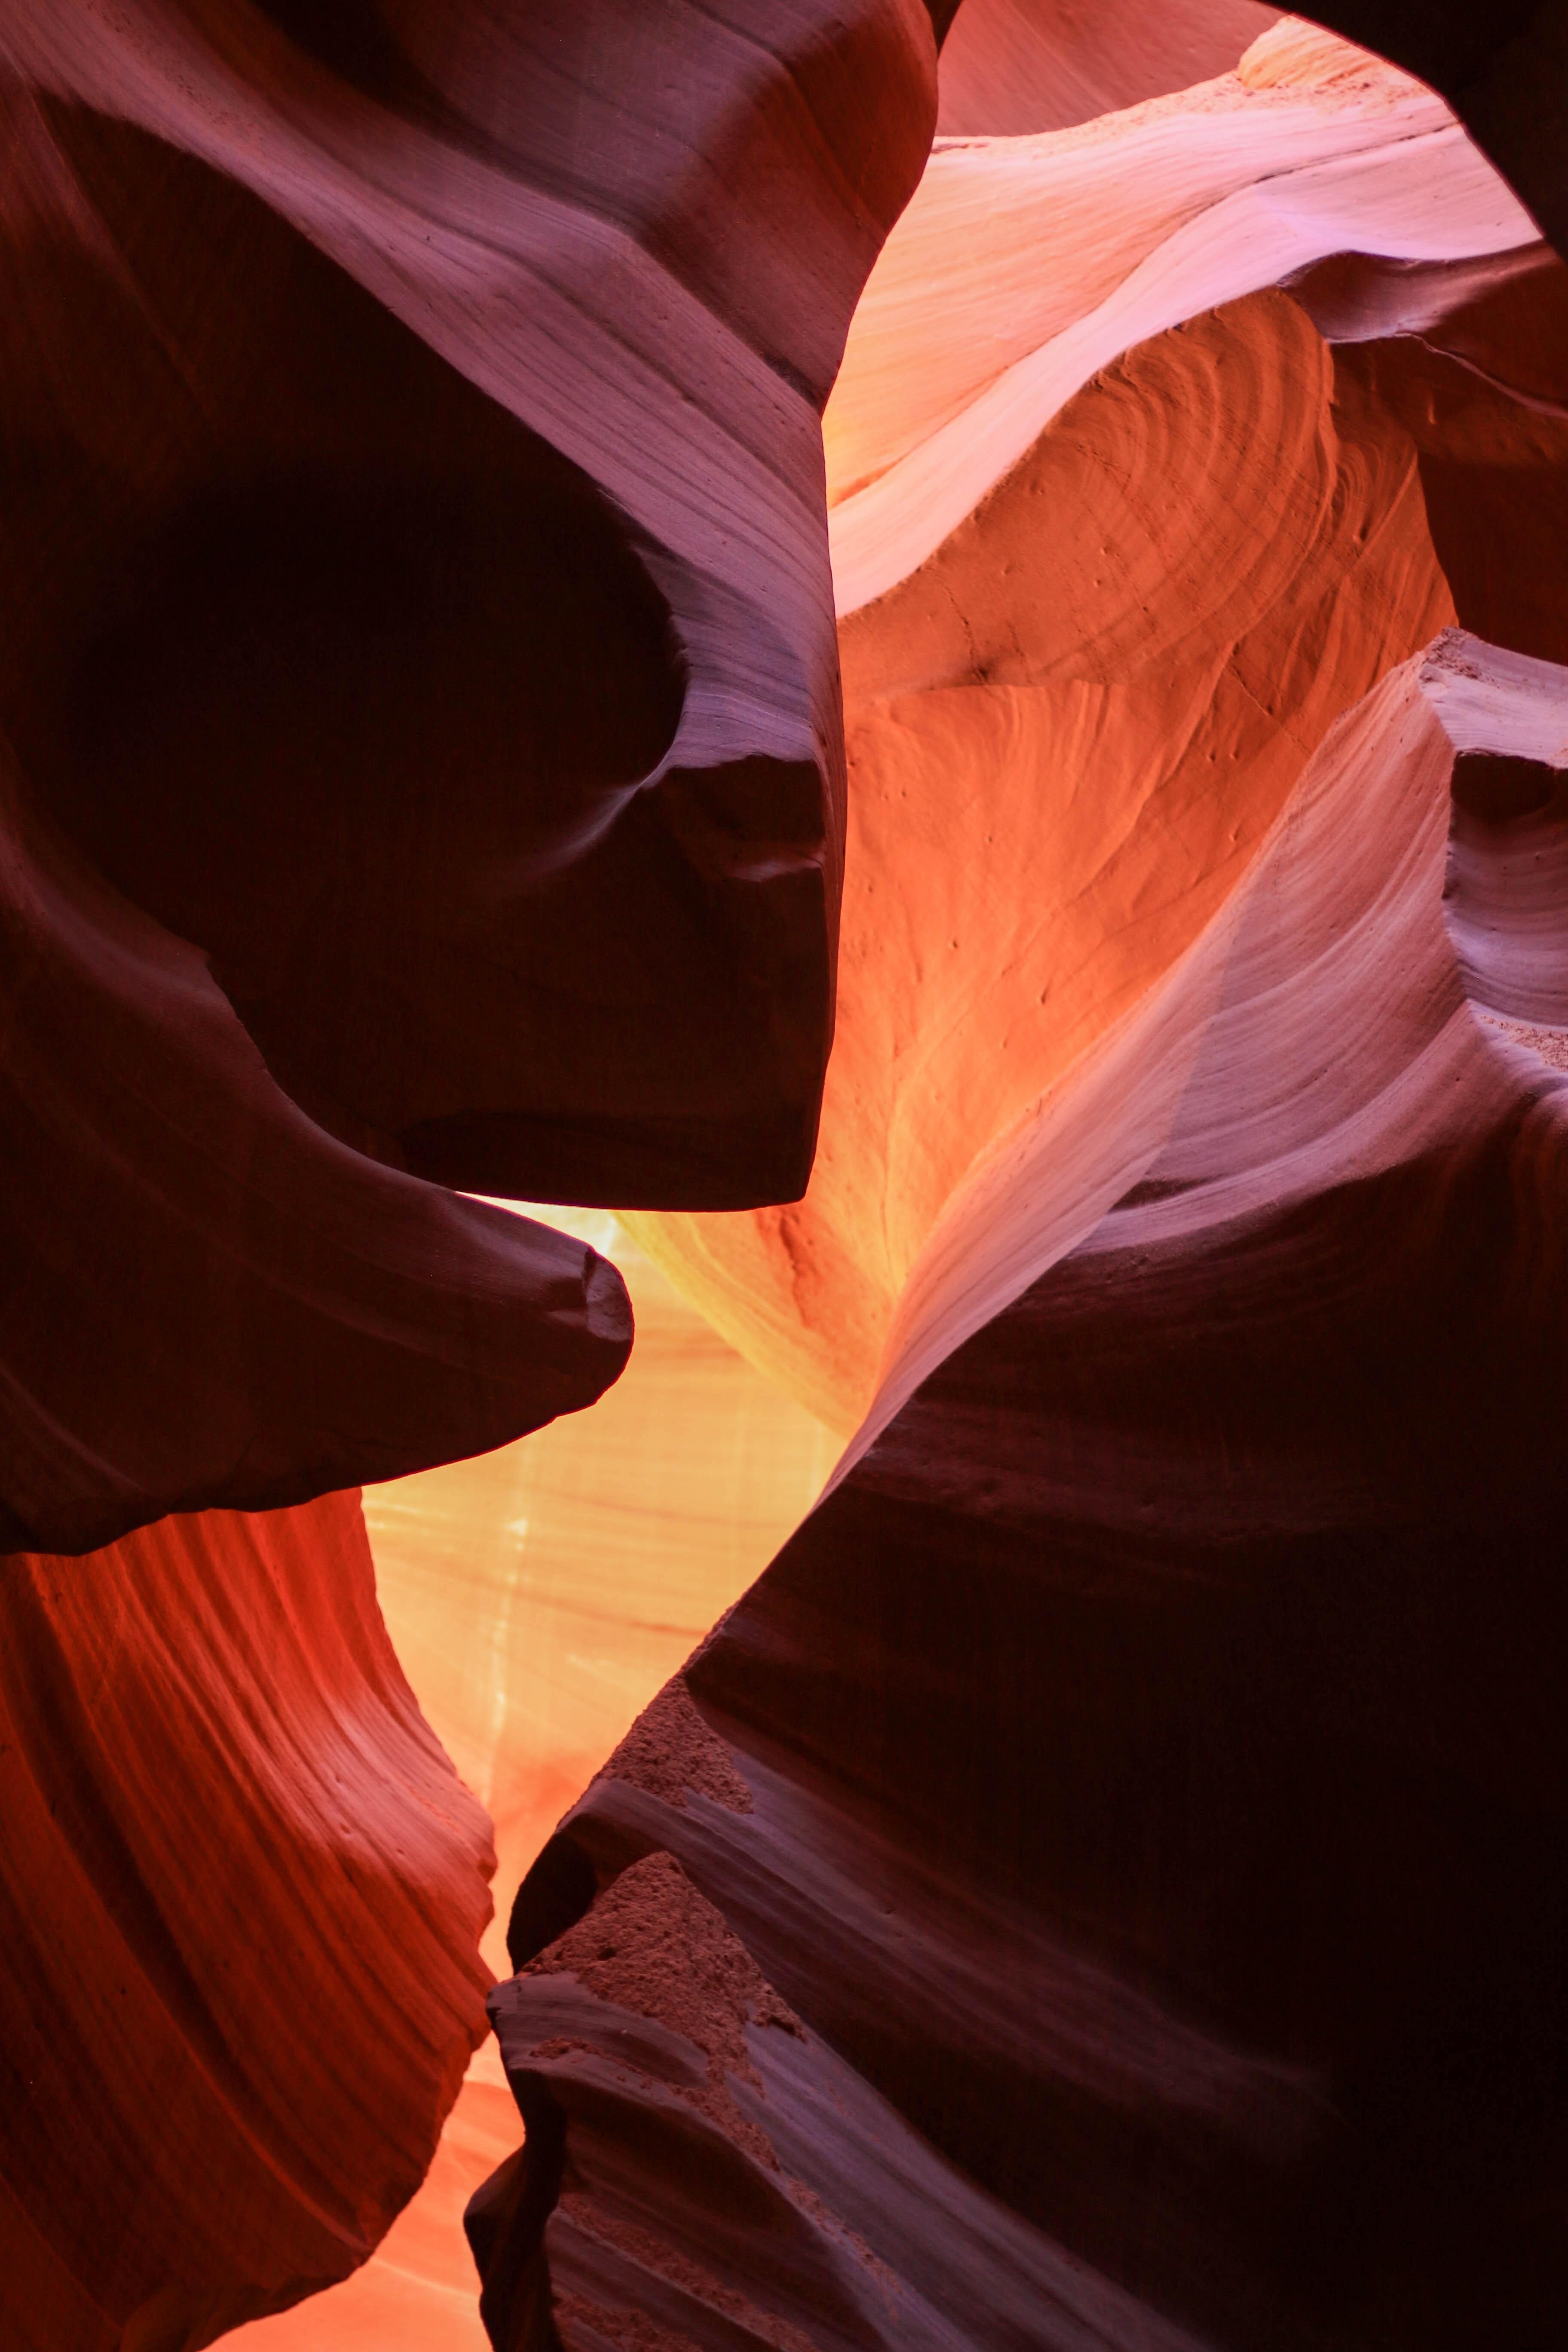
[6,3,1568,2347]
[0,1490,494,2350]
[0,5,948,2342]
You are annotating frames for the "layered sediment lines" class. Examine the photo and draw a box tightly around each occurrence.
[0,0,938,1222]
[9,6,1568,2351]
[0,10,934,2340]
[629,24,1558,1432]
[0,1491,494,2352]
[232,1223,831,2350]
[481,628,1568,2350]
[936,0,1281,137]
[475,18,1568,2349]
[0,0,940,1552]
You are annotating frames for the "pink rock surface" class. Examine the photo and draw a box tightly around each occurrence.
[8,5,1568,2349]
[483,630,1568,2349]
[937,0,1282,136]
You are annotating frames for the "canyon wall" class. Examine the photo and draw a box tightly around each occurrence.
[0,3,934,2342]
[1,1492,494,2350]
[6,3,1568,2348]
[474,13,1568,2352]
[485,625,1568,2351]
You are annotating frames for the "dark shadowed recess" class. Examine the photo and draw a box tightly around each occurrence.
[1298,2,1568,254]
[507,1124,1568,2350]
[254,0,968,96]
[1294,248,1568,667]
[1447,755,1568,1027]
[3,104,831,1210]
[239,0,944,412]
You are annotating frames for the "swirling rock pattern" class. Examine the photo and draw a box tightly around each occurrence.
[629,20,1537,1427]
[0,4,940,2344]
[0,0,939,1215]
[0,1490,494,2351]
[473,14,1568,2352]
[7,3,1568,2349]
[0,0,942,1549]
[485,630,1568,2351]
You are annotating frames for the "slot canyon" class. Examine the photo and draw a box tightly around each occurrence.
[3,3,1568,2347]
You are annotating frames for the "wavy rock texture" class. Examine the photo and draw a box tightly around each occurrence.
[0,0,938,1215]
[0,1489,494,2352]
[9,5,1568,2352]
[362,1217,836,1986]
[230,1221,832,2351]
[0,0,942,1550]
[936,0,1281,135]
[483,628,1568,2351]
[470,15,1568,2351]
[0,7,936,2345]
[629,23,1547,1428]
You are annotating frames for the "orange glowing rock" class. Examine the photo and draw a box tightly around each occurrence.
[0,1491,492,2350]
[226,1218,831,2351]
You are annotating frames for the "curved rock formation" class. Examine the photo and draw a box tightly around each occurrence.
[0,9,940,2343]
[484,627,1568,2350]
[0,0,938,1213]
[936,0,1281,136]
[0,0,943,1547]
[9,4,1568,2349]
[1,1489,494,2351]
[466,17,1568,2350]
[629,24,1542,1427]
[0,753,630,1553]
[627,25,1565,1432]
[231,1223,831,2350]
[363,1216,835,1986]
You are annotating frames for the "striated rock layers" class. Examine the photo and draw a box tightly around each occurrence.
[483,626,1568,2350]
[0,6,944,2347]
[6,3,1568,2350]
[1,1490,495,2351]
[0,0,939,1223]
[0,0,944,1550]
[629,22,1549,1428]
[475,15,1568,2352]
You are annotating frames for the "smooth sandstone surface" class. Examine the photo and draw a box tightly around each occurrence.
[0,1491,494,2352]
[229,1213,833,2350]
[8,4,1568,2350]
[481,631,1568,2350]
[0,0,943,1553]
[0,0,940,1215]
[630,28,1560,1434]
[367,1214,836,1987]
[936,0,1281,136]
[469,18,1568,2349]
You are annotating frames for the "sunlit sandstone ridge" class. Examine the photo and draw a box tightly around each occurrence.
[230,1215,832,2352]
[472,12,1568,2352]
[367,1215,836,1990]
[492,625,1568,2350]
[5,2,1568,2349]
[627,19,1549,1431]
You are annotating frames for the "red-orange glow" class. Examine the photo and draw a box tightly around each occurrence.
[233,1210,833,2346]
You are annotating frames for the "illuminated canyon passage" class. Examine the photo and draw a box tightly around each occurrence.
[5,4,1568,2348]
